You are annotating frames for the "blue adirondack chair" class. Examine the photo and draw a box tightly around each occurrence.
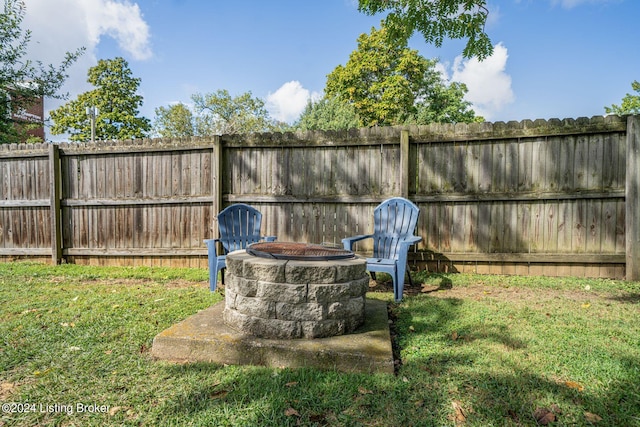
[342,197,421,302]
[204,203,276,291]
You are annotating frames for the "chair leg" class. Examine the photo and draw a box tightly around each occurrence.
[394,265,405,303]
[209,258,218,292]
[406,263,414,287]
[220,268,225,285]
[205,239,219,292]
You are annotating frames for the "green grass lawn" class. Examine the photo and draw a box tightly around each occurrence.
[0,262,638,426]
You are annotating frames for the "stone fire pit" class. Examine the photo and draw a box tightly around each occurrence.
[223,242,369,339]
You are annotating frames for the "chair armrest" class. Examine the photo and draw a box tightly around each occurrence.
[398,236,422,253]
[342,234,374,251]
[401,236,422,245]
[203,238,222,257]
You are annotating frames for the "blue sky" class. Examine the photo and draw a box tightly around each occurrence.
[22,0,639,141]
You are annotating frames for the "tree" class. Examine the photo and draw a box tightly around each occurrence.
[50,57,150,141]
[358,0,492,59]
[325,25,480,127]
[605,81,640,115]
[326,26,428,127]
[294,96,359,131]
[191,90,274,135]
[0,0,83,143]
[152,103,195,138]
[408,66,483,124]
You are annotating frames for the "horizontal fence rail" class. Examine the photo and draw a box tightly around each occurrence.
[0,115,638,279]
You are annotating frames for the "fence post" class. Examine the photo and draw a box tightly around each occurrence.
[211,135,223,238]
[48,144,63,264]
[400,129,410,198]
[626,115,640,280]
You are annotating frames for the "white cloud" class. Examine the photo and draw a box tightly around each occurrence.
[21,0,152,140]
[266,81,321,123]
[449,43,515,120]
[24,0,152,62]
[92,1,152,60]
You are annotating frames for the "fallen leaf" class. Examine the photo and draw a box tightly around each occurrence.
[451,400,466,424]
[565,380,584,392]
[309,413,327,423]
[358,387,373,395]
[284,407,300,417]
[285,381,298,387]
[210,389,228,399]
[109,406,122,416]
[533,407,556,425]
[582,302,591,309]
[451,331,459,341]
[104,350,113,355]
[409,325,415,332]
[584,412,602,423]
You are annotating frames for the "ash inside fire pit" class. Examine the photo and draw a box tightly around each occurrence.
[246,242,354,260]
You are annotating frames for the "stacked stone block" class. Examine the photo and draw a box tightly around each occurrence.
[223,251,369,339]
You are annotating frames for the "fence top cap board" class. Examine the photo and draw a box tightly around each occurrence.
[223,115,630,146]
[0,115,633,153]
[409,114,629,142]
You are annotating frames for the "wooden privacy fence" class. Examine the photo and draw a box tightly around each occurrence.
[1,114,639,280]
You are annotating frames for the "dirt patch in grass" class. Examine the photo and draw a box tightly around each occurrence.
[368,277,614,304]
[418,283,596,303]
[0,381,18,400]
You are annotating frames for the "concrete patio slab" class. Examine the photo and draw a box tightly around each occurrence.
[151,298,394,374]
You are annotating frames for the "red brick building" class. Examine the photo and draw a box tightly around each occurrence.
[11,93,45,141]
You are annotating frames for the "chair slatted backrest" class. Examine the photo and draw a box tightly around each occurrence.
[218,204,263,253]
[372,198,420,260]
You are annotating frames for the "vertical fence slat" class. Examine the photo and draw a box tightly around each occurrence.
[626,115,640,279]
[49,144,62,264]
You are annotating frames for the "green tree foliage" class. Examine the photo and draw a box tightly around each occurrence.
[358,0,492,59]
[294,96,359,131]
[325,26,480,128]
[50,57,150,141]
[605,81,640,115]
[408,66,482,124]
[0,0,83,143]
[152,103,195,138]
[191,89,274,135]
